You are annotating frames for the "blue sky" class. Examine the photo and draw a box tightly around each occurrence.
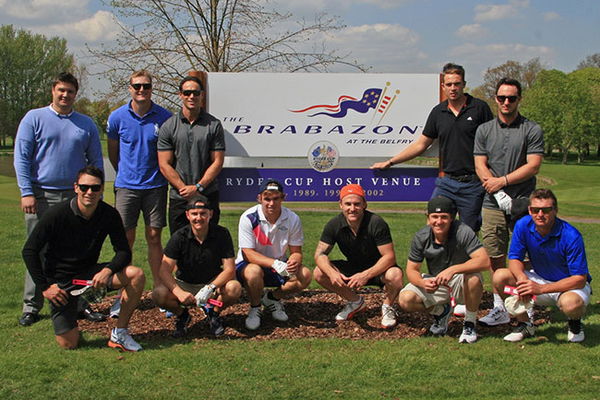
[1,0,598,96]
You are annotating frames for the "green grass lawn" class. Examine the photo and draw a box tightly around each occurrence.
[1,163,599,399]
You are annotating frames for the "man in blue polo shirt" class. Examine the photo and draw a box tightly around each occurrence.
[107,70,172,289]
[14,72,104,327]
[494,189,592,343]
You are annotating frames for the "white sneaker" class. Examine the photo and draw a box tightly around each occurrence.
[109,297,121,318]
[478,306,510,326]
[503,322,535,342]
[108,328,142,352]
[381,304,397,328]
[245,307,262,330]
[568,320,585,343]
[458,322,477,343]
[261,292,289,322]
[453,304,466,317]
[335,297,366,321]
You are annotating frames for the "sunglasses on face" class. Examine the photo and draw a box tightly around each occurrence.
[130,83,152,90]
[181,90,202,97]
[77,184,102,192]
[496,95,519,103]
[529,206,554,214]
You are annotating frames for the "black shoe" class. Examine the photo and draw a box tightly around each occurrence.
[81,307,107,322]
[209,313,225,337]
[19,312,40,327]
[173,309,192,338]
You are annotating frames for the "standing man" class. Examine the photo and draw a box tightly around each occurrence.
[22,166,145,351]
[107,70,172,316]
[494,189,591,343]
[474,78,544,326]
[153,195,241,337]
[14,72,104,326]
[398,197,489,343]
[314,184,404,328]
[371,63,493,233]
[236,180,312,330]
[158,76,225,234]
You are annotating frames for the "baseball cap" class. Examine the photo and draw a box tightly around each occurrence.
[259,179,284,194]
[186,194,211,210]
[427,196,457,216]
[339,184,365,200]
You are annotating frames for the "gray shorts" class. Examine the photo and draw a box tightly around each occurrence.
[115,186,167,231]
[400,272,483,309]
[175,278,209,296]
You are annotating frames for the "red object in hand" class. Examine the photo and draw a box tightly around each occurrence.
[207,298,223,307]
[72,279,93,286]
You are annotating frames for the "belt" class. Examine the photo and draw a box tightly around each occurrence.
[447,174,477,183]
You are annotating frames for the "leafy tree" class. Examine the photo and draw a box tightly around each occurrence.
[91,0,366,105]
[577,53,600,70]
[521,68,600,163]
[74,98,115,139]
[0,25,75,146]
[475,58,545,108]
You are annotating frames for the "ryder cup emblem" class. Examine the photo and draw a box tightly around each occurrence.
[308,141,339,172]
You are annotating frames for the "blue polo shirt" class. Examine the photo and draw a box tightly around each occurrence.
[107,102,172,189]
[509,215,591,282]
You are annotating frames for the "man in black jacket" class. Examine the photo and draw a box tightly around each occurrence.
[22,166,145,351]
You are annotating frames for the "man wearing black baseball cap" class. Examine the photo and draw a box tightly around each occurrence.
[153,195,241,337]
[235,179,312,330]
[398,196,489,343]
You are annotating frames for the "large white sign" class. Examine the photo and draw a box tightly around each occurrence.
[207,73,439,158]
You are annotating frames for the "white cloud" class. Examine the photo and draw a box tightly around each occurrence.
[474,0,529,22]
[543,11,560,21]
[32,11,119,43]
[455,24,488,39]
[325,23,427,72]
[1,0,89,20]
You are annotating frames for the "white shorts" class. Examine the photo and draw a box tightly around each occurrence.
[526,270,592,306]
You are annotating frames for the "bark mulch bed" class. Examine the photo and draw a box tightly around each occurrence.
[79,289,550,342]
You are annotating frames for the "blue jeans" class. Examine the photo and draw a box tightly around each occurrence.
[431,176,485,232]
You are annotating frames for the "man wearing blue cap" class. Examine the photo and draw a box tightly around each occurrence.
[398,196,489,343]
[236,180,312,330]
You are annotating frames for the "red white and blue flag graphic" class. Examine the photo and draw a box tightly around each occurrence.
[291,88,383,118]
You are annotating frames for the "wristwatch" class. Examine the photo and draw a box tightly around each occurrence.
[195,183,205,192]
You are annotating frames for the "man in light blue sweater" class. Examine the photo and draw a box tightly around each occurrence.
[14,72,104,326]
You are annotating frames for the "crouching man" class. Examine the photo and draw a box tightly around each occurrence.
[22,166,145,351]
[153,195,241,337]
[398,196,489,343]
[314,184,403,328]
[236,180,312,330]
[494,189,592,343]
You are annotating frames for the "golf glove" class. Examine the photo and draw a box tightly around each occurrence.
[195,284,216,306]
[494,190,513,214]
[272,259,290,277]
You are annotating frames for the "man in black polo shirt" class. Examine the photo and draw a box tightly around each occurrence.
[22,166,146,351]
[314,184,404,328]
[371,63,493,233]
[152,195,241,337]
[398,197,489,343]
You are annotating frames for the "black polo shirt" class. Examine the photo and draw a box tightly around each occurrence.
[22,199,131,291]
[423,94,493,176]
[164,224,235,284]
[320,210,393,269]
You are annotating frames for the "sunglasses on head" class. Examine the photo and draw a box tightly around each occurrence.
[77,184,102,192]
[496,95,518,103]
[529,206,554,214]
[181,90,202,97]
[131,83,152,90]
